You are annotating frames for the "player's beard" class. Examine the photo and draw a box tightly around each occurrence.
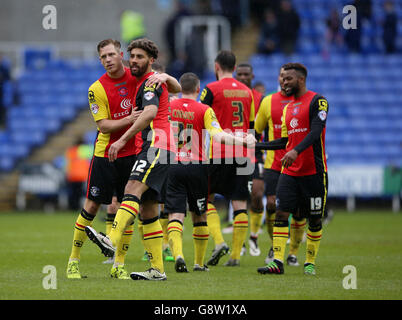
[286,83,299,97]
[131,60,150,78]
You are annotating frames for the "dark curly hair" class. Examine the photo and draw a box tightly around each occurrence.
[127,38,158,59]
[281,62,308,78]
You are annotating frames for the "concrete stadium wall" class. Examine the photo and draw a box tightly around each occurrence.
[0,0,176,58]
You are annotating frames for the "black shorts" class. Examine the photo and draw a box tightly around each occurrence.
[208,160,252,201]
[86,155,136,205]
[129,147,173,203]
[275,172,328,218]
[264,169,281,196]
[164,163,208,216]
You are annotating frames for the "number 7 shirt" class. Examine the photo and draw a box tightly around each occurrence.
[169,98,223,162]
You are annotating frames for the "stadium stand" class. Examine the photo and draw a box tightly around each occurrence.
[0,57,103,172]
[248,0,402,167]
[0,0,400,213]
[249,52,402,166]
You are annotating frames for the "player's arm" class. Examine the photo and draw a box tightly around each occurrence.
[204,107,255,147]
[145,73,181,93]
[200,86,214,106]
[255,102,288,150]
[108,85,162,161]
[108,106,157,161]
[256,138,288,151]
[96,108,142,134]
[121,105,157,142]
[88,82,141,134]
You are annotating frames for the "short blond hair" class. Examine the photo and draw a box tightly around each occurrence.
[97,39,121,54]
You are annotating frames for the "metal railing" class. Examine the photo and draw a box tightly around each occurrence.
[174,16,231,71]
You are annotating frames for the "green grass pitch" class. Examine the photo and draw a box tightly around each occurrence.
[0,210,401,300]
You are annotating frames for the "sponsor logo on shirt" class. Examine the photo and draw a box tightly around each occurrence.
[120,98,132,110]
[290,118,299,129]
[288,118,307,135]
[88,90,96,103]
[318,99,328,111]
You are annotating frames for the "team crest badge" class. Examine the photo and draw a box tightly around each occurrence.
[318,110,327,121]
[90,186,100,197]
[91,104,99,114]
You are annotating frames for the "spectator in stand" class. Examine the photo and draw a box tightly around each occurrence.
[253,81,266,96]
[354,0,372,21]
[250,0,280,24]
[220,0,242,31]
[182,25,207,79]
[344,2,362,53]
[196,0,213,15]
[382,1,398,54]
[345,0,374,53]
[164,0,193,66]
[325,8,343,49]
[276,0,300,55]
[257,9,279,55]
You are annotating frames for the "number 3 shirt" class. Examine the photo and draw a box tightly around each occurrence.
[200,78,254,159]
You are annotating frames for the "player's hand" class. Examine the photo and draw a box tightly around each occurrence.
[281,149,298,168]
[131,107,143,124]
[244,134,257,148]
[108,139,125,162]
[146,73,168,89]
[125,107,142,124]
[169,94,179,102]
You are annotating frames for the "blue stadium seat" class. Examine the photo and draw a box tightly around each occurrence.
[0,142,29,161]
[10,130,46,147]
[0,156,15,172]
[23,47,53,70]
[298,39,320,54]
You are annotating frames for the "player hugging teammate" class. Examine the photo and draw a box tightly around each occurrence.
[73,35,328,279]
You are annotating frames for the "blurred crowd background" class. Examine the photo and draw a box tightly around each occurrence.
[0,0,400,213]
